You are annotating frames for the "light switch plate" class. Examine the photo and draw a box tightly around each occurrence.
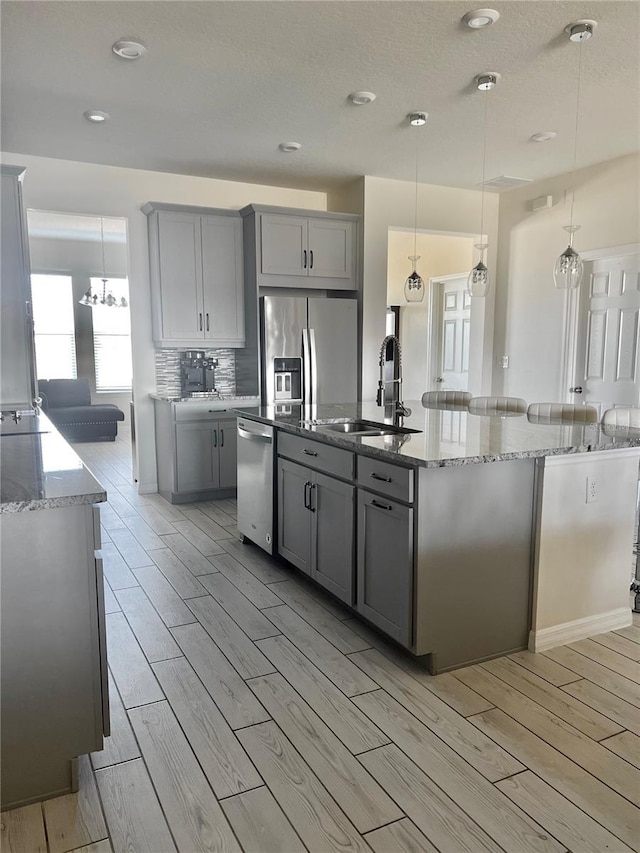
[496,355,509,369]
[586,476,598,503]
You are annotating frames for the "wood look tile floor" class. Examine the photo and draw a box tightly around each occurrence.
[2,434,640,853]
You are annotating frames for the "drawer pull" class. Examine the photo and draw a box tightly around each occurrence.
[370,472,392,483]
[371,499,393,511]
[302,448,318,457]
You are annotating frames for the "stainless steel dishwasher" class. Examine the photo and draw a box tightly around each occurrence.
[237,418,274,554]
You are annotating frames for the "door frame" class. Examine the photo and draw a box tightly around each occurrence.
[426,272,474,394]
[559,243,640,403]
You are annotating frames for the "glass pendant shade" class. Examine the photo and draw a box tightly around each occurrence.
[404,256,424,303]
[553,245,583,290]
[467,261,490,298]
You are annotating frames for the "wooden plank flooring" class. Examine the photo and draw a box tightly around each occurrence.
[5,434,638,853]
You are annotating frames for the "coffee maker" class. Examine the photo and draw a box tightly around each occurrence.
[180,351,217,397]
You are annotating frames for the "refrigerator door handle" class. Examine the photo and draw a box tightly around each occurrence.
[302,327,312,405]
[308,327,318,406]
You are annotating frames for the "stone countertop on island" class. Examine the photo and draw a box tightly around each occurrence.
[235,401,640,468]
[151,393,260,404]
[0,416,107,512]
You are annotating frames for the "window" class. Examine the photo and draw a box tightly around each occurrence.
[91,277,132,392]
[30,274,77,379]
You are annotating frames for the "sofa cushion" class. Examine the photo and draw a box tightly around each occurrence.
[48,404,125,425]
[38,378,92,408]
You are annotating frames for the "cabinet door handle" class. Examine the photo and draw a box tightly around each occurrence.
[206,313,210,332]
[220,428,224,447]
[310,249,314,269]
[199,313,203,331]
[370,472,392,483]
[304,481,311,509]
[303,249,307,269]
[213,429,217,448]
[302,448,318,457]
[371,499,393,511]
[309,483,316,512]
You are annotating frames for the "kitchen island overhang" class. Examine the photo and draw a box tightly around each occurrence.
[236,402,640,672]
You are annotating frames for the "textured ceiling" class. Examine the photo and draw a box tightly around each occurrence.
[1,1,638,192]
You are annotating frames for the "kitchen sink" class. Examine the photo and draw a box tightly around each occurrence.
[309,418,420,437]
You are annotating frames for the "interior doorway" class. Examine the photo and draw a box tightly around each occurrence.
[561,244,640,417]
[426,273,470,393]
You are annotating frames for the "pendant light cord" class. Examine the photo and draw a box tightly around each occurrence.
[413,124,419,259]
[479,88,489,255]
[568,37,583,243]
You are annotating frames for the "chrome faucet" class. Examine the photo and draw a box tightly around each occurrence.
[376,335,411,424]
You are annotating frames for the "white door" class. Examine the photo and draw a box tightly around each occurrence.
[433,275,471,391]
[573,252,640,415]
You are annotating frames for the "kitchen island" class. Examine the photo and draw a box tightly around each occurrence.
[236,402,640,672]
[0,418,108,810]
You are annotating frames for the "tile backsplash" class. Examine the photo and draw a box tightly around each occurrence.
[155,349,236,397]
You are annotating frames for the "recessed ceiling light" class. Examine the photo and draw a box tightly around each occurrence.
[112,39,147,60]
[278,142,301,153]
[84,110,110,123]
[408,112,428,126]
[475,72,500,91]
[565,19,597,42]
[348,91,376,105]
[462,8,500,28]
[531,131,558,143]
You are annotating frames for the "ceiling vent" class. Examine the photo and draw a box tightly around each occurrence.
[479,175,533,191]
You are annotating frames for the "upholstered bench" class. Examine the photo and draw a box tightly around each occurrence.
[38,378,125,442]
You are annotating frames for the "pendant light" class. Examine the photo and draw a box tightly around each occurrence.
[467,73,498,298]
[79,217,128,308]
[553,21,595,291]
[404,112,427,303]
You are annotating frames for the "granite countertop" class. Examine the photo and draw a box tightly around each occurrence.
[151,393,260,404]
[235,401,640,468]
[0,416,107,512]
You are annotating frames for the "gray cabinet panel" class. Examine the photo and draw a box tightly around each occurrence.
[277,458,312,574]
[218,418,238,489]
[176,422,219,492]
[357,490,413,646]
[201,215,245,346]
[157,212,203,341]
[261,214,307,276]
[308,218,354,279]
[311,472,354,604]
[1,166,36,410]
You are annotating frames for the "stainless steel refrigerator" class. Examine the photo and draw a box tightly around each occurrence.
[260,295,358,406]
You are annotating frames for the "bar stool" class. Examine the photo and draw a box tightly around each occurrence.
[527,402,598,424]
[421,391,472,410]
[468,396,527,416]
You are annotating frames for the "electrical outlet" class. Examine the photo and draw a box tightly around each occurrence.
[495,355,509,369]
[586,476,598,503]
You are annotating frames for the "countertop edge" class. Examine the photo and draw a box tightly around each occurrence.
[1,489,108,514]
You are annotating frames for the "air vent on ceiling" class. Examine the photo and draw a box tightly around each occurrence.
[479,175,533,190]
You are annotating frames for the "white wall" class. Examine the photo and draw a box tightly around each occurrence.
[361,176,499,404]
[494,152,640,404]
[387,230,475,400]
[3,151,326,491]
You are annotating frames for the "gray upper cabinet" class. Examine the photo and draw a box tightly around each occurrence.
[144,203,244,348]
[1,165,37,410]
[242,204,359,291]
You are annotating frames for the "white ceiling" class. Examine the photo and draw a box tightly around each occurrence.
[2,1,638,192]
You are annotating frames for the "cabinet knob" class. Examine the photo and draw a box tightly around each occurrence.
[570,386,583,394]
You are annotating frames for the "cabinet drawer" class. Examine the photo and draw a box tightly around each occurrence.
[278,431,354,480]
[173,402,235,421]
[357,456,414,503]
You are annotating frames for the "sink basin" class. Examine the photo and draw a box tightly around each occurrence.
[310,418,420,437]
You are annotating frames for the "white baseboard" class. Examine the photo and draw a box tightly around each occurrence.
[529,608,632,652]
[137,482,158,495]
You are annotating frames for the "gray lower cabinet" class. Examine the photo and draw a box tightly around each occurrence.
[1,502,107,809]
[357,489,414,646]
[278,458,354,604]
[155,399,238,502]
